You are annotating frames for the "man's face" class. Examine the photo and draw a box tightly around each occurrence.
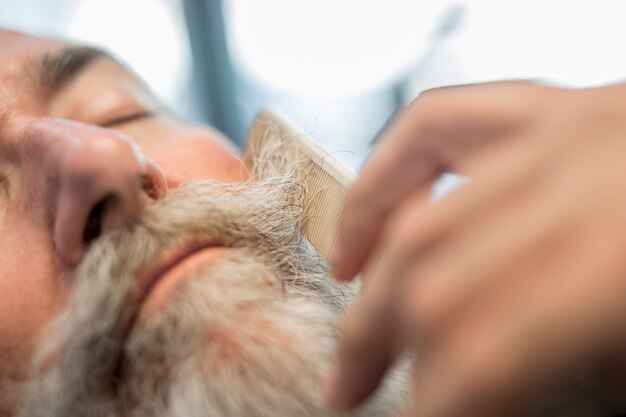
[0,29,246,409]
[0,30,401,416]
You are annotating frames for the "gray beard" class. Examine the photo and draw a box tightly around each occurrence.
[17,150,406,417]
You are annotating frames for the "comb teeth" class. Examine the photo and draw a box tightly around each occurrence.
[300,156,351,259]
[244,109,356,260]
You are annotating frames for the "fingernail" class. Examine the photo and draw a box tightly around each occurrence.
[323,364,350,411]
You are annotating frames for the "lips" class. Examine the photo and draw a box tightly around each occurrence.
[135,240,226,313]
[107,240,228,383]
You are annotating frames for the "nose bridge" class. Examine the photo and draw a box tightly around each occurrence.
[20,118,144,195]
[19,118,166,267]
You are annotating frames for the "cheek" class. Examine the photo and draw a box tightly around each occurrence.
[148,132,249,187]
[0,212,66,387]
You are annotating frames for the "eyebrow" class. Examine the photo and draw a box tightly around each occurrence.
[32,45,114,96]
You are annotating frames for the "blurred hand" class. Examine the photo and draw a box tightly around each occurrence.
[324,82,626,416]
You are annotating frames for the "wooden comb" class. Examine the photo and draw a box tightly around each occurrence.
[243,109,356,260]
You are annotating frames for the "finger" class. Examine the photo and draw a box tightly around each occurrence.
[364,130,549,322]
[324,182,443,412]
[402,123,626,339]
[332,82,553,281]
[407,227,626,417]
[327,117,559,410]
[324,254,404,412]
[403,152,565,335]
[357,185,433,288]
[326,135,547,411]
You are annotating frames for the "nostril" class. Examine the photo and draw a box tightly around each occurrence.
[141,174,160,200]
[141,161,168,200]
[83,194,118,244]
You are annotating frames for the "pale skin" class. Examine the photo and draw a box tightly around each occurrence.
[325,82,626,416]
[0,29,247,410]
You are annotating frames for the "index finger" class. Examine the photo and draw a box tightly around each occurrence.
[331,82,548,281]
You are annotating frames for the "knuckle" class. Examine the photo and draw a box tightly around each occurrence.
[381,211,432,263]
[380,227,414,267]
[412,87,449,110]
[407,93,449,137]
[412,283,445,330]
[404,263,450,333]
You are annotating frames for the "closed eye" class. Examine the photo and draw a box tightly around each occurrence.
[100,110,155,128]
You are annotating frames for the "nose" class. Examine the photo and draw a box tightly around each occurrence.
[20,119,167,267]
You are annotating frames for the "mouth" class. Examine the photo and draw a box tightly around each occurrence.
[135,240,228,316]
[109,240,227,388]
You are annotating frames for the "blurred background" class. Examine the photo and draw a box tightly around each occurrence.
[2,0,626,171]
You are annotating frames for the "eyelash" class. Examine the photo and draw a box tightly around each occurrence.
[101,110,154,128]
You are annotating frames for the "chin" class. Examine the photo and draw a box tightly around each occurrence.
[17,247,403,417]
[118,250,403,417]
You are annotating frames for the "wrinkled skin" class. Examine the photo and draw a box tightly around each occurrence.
[326,82,626,416]
[0,29,247,412]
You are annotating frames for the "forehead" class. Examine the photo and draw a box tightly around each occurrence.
[0,29,65,68]
[0,30,60,124]
[0,30,143,125]
[0,30,69,106]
